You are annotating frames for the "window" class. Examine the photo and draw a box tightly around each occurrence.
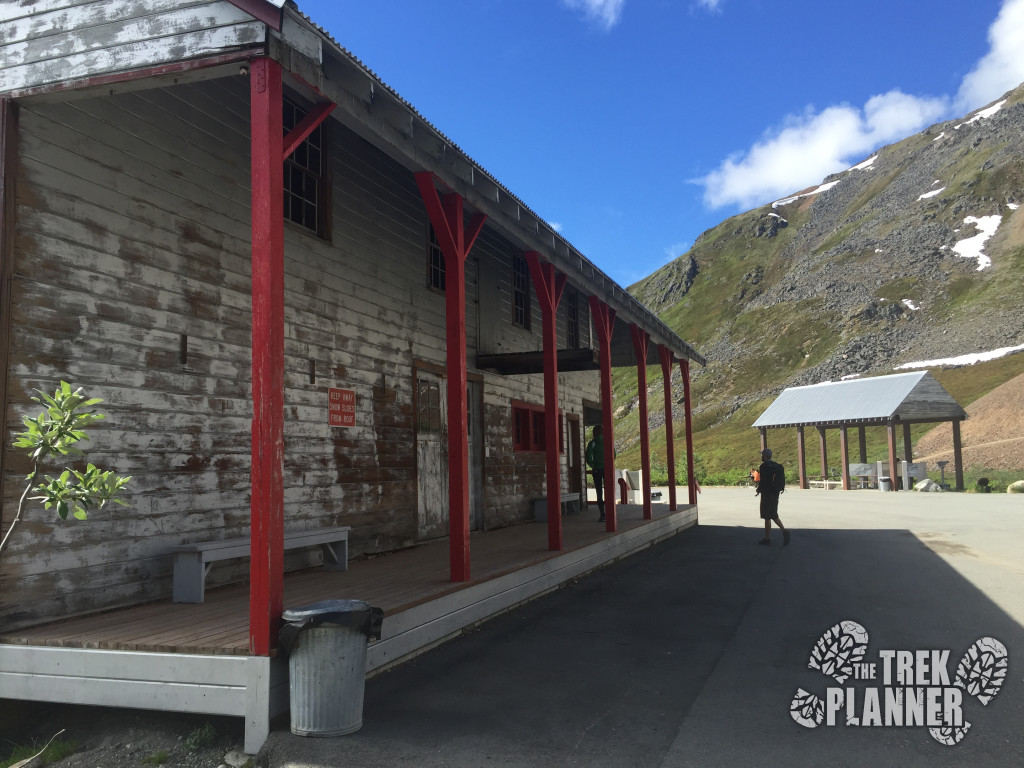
[283,97,329,237]
[417,379,442,433]
[512,401,563,453]
[428,225,446,291]
[566,288,580,349]
[512,254,531,329]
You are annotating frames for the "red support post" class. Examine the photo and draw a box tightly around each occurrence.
[525,252,566,551]
[588,297,618,532]
[679,359,697,506]
[658,346,677,511]
[249,57,285,657]
[415,173,486,581]
[630,325,653,520]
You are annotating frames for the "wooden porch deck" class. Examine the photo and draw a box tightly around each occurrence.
[0,501,694,659]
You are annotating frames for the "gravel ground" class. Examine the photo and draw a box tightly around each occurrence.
[0,700,248,768]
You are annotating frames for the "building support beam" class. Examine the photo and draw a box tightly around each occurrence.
[759,427,767,452]
[796,426,807,489]
[589,298,618,532]
[839,426,850,490]
[680,359,697,506]
[630,325,652,520]
[658,346,677,511]
[525,252,566,550]
[887,421,899,492]
[283,101,335,160]
[952,419,965,491]
[858,426,867,464]
[249,57,285,657]
[902,423,913,463]
[416,172,487,581]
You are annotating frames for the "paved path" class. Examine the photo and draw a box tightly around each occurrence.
[261,487,1024,768]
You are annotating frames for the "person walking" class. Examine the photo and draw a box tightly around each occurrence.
[585,426,607,522]
[755,448,790,545]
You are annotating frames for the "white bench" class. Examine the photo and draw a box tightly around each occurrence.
[808,480,842,490]
[171,526,351,603]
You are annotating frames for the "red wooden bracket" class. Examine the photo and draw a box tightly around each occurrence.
[283,101,335,161]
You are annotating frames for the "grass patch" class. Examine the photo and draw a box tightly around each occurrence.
[184,722,217,752]
[143,751,170,766]
[0,738,77,768]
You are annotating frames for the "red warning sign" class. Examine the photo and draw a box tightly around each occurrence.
[328,388,356,427]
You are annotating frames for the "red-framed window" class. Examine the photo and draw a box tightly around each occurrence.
[512,401,564,453]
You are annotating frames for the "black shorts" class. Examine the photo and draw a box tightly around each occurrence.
[760,492,780,520]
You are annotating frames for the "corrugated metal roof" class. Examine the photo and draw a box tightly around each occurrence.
[752,371,962,428]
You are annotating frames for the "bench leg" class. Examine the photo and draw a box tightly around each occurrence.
[320,540,349,572]
[173,553,207,603]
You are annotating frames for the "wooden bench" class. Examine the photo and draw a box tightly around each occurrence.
[171,526,351,603]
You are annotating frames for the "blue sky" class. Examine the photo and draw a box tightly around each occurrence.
[300,0,1024,287]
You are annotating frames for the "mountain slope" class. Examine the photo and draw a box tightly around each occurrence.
[617,83,1024,476]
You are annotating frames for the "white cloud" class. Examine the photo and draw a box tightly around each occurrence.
[549,221,564,232]
[697,0,1024,212]
[562,0,625,30]
[663,241,690,259]
[695,0,723,10]
[956,0,1024,112]
[698,91,947,210]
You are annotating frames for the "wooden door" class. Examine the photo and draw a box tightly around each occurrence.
[416,370,448,540]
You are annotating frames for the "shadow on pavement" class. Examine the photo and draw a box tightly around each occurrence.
[261,521,1023,768]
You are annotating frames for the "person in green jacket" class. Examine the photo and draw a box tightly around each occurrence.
[585,426,606,522]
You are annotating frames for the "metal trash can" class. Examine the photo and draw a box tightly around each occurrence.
[280,599,384,737]
[878,477,892,492]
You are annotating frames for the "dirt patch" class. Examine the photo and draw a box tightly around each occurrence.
[915,372,1024,471]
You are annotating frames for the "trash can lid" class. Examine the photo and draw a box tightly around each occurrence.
[283,599,370,622]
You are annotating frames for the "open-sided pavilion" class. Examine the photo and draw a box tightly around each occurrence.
[752,371,968,491]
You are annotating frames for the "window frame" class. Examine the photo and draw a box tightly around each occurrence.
[427,224,446,292]
[283,95,331,240]
[512,254,531,330]
[511,400,564,454]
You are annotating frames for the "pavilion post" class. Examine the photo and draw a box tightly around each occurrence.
[796,425,807,489]
[839,426,850,490]
[817,425,828,480]
[858,426,867,464]
[630,325,653,520]
[902,423,913,462]
[658,346,677,511]
[886,421,899,492]
[952,419,965,491]
[759,427,767,452]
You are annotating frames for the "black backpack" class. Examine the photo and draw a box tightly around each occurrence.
[764,461,786,493]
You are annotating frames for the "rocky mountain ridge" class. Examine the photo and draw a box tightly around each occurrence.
[619,83,1024,461]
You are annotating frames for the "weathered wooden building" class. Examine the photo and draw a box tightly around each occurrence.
[0,0,705,750]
